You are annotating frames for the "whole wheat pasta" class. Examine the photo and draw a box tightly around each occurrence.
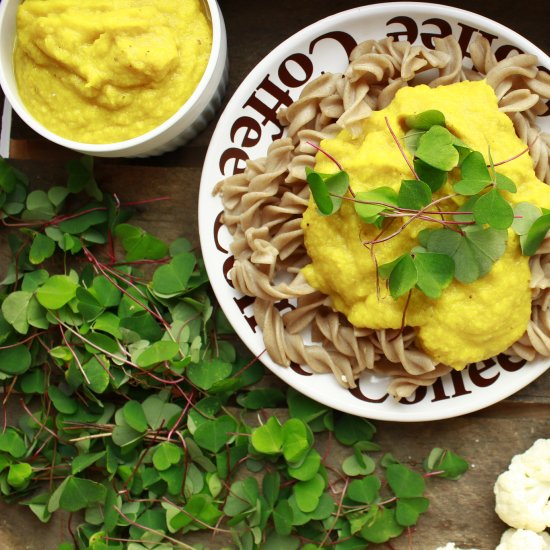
[216,35,550,398]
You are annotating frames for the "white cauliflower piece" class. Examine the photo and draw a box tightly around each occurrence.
[494,439,550,531]
[496,528,550,550]
[434,544,479,550]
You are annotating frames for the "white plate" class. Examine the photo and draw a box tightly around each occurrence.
[199,2,550,421]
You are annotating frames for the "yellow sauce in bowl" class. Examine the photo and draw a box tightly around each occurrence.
[14,0,212,143]
[302,80,550,369]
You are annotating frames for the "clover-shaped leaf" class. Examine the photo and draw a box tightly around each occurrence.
[473,188,514,229]
[520,212,550,256]
[397,180,432,210]
[347,475,381,504]
[423,447,469,480]
[386,464,425,498]
[251,416,283,455]
[425,226,507,284]
[405,109,446,130]
[416,126,459,171]
[305,168,348,215]
[354,187,398,225]
[414,159,447,192]
[360,507,404,543]
[395,497,429,526]
[153,442,182,471]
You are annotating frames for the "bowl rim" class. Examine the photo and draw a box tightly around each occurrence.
[0,0,223,153]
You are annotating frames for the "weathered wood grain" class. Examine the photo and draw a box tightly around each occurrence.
[1,0,549,548]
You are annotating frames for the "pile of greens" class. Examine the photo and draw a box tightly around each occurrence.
[0,157,467,549]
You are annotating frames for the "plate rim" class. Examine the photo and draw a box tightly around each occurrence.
[199,1,550,422]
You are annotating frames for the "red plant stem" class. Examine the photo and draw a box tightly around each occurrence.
[93,353,116,381]
[121,423,164,492]
[231,350,265,379]
[59,325,91,384]
[173,430,190,496]
[67,513,77,548]
[385,117,419,180]
[49,438,57,492]
[135,370,187,385]
[423,469,445,477]
[113,506,194,549]
[365,193,463,245]
[86,252,182,355]
[174,384,217,421]
[306,141,344,172]
[380,212,476,227]
[0,331,48,350]
[123,196,171,207]
[30,435,54,460]
[112,258,171,267]
[55,317,133,366]
[2,377,18,433]
[27,393,53,448]
[167,389,194,441]
[19,398,62,443]
[82,246,168,328]
[337,193,472,217]
[319,476,349,548]
[492,145,529,167]
[2,195,170,229]
[107,227,116,264]
[162,497,232,534]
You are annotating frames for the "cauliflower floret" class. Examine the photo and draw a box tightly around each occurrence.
[496,528,550,550]
[494,439,550,531]
[434,544,479,550]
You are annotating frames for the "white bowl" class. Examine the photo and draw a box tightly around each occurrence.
[0,0,228,157]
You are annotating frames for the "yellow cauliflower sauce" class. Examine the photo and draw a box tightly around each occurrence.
[14,0,212,143]
[301,80,550,369]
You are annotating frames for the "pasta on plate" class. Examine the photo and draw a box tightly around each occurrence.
[216,35,550,398]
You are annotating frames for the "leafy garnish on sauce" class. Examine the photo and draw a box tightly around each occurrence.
[305,109,540,301]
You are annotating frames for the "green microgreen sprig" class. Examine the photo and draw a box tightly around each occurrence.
[0,157,469,550]
[305,109,548,302]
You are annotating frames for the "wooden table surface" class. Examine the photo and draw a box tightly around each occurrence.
[1,1,549,549]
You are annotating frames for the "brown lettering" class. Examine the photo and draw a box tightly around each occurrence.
[498,354,527,372]
[469,363,500,387]
[243,75,294,140]
[233,294,257,332]
[386,16,418,43]
[400,385,427,404]
[223,255,235,286]
[421,18,452,49]
[456,24,498,58]
[213,211,228,254]
[290,362,314,376]
[495,44,524,61]
[309,31,358,59]
[349,386,389,404]
[431,370,472,402]
[449,369,473,397]
[230,116,262,148]
[219,147,249,176]
[278,53,314,88]
[456,22,478,57]
[430,377,450,402]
